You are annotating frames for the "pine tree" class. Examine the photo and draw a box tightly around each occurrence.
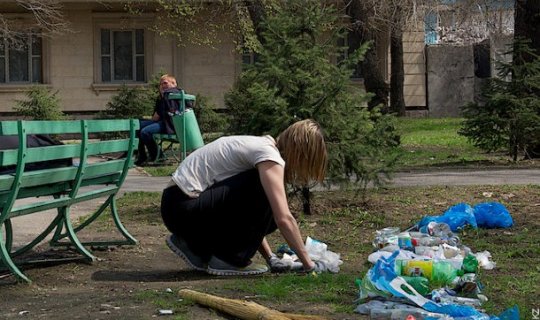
[225,0,400,204]
[14,86,66,120]
[460,41,540,160]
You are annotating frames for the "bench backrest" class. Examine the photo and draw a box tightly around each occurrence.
[0,119,138,219]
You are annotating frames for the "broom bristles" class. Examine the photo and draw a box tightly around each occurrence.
[179,289,328,320]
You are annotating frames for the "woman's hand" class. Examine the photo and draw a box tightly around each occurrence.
[304,260,330,273]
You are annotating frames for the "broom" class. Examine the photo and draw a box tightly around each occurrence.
[179,289,328,320]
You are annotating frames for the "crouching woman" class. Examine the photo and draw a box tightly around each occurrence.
[161,119,329,275]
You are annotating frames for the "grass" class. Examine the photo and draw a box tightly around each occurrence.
[395,117,510,169]
[142,117,537,177]
[126,118,539,318]
[115,184,540,319]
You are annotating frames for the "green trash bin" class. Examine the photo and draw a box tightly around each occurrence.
[172,109,204,154]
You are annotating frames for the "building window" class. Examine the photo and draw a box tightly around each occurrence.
[242,47,256,65]
[100,28,145,82]
[0,32,42,83]
[338,31,363,80]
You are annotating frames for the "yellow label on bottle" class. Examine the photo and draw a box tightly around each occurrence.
[402,260,433,279]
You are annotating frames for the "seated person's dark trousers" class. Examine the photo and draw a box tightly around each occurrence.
[161,169,277,267]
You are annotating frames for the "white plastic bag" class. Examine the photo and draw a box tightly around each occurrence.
[305,236,343,273]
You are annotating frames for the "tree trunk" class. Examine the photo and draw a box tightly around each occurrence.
[390,26,406,116]
[245,0,266,44]
[514,0,540,55]
[346,0,389,112]
[514,0,540,158]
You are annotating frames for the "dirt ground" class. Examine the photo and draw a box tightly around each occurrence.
[1,184,539,319]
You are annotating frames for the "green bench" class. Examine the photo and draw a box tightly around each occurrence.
[0,119,139,283]
[152,91,201,162]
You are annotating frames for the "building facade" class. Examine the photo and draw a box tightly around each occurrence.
[0,1,435,117]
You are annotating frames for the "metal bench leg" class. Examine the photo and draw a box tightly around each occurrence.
[154,136,165,162]
[51,195,137,247]
[59,206,95,262]
[109,195,138,245]
[0,223,31,283]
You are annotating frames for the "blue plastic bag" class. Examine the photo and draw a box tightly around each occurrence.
[473,202,513,228]
[419,203,478,232]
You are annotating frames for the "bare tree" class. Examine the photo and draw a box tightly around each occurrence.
[433,0,514,44]
[345,0,419,116]
[345,0,390,112]
[0,0,70,41]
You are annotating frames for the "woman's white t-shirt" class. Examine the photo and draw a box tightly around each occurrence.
[170,135,285,198]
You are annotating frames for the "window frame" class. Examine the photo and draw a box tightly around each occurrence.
[100,28,146,83]
[0,15,50,90]
[92,15,154,92]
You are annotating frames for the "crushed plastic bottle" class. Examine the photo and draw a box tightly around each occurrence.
[431,288,483,307]
[411,236,444,247]
[419,222,461,246]
[372,227,400,249]
[453,273,480,295]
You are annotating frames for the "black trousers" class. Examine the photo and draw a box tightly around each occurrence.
[161,169,277,267]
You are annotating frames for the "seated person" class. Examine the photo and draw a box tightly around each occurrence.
[135,74,191,166]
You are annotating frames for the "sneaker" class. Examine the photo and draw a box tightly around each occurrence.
[166,234,207,272]
[207,256,268,276]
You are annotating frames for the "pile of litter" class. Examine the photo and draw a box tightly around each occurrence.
[355,201,519,320]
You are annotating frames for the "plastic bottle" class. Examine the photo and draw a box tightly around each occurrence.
[401,276,430,296]
[430,222,453,238]
[398,232,413,251]
[414,246,439,258]
[396,259,463,286]
[431,288,482,307]
[372,227,400,249]
[411,236,444,247]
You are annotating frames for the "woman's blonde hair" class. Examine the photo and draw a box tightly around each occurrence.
[276,119,327,185]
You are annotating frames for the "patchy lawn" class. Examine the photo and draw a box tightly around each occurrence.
[1,185,539,319]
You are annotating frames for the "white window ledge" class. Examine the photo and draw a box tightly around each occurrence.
[91,83,150,95]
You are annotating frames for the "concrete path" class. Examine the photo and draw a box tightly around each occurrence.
[8,167,539,246]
